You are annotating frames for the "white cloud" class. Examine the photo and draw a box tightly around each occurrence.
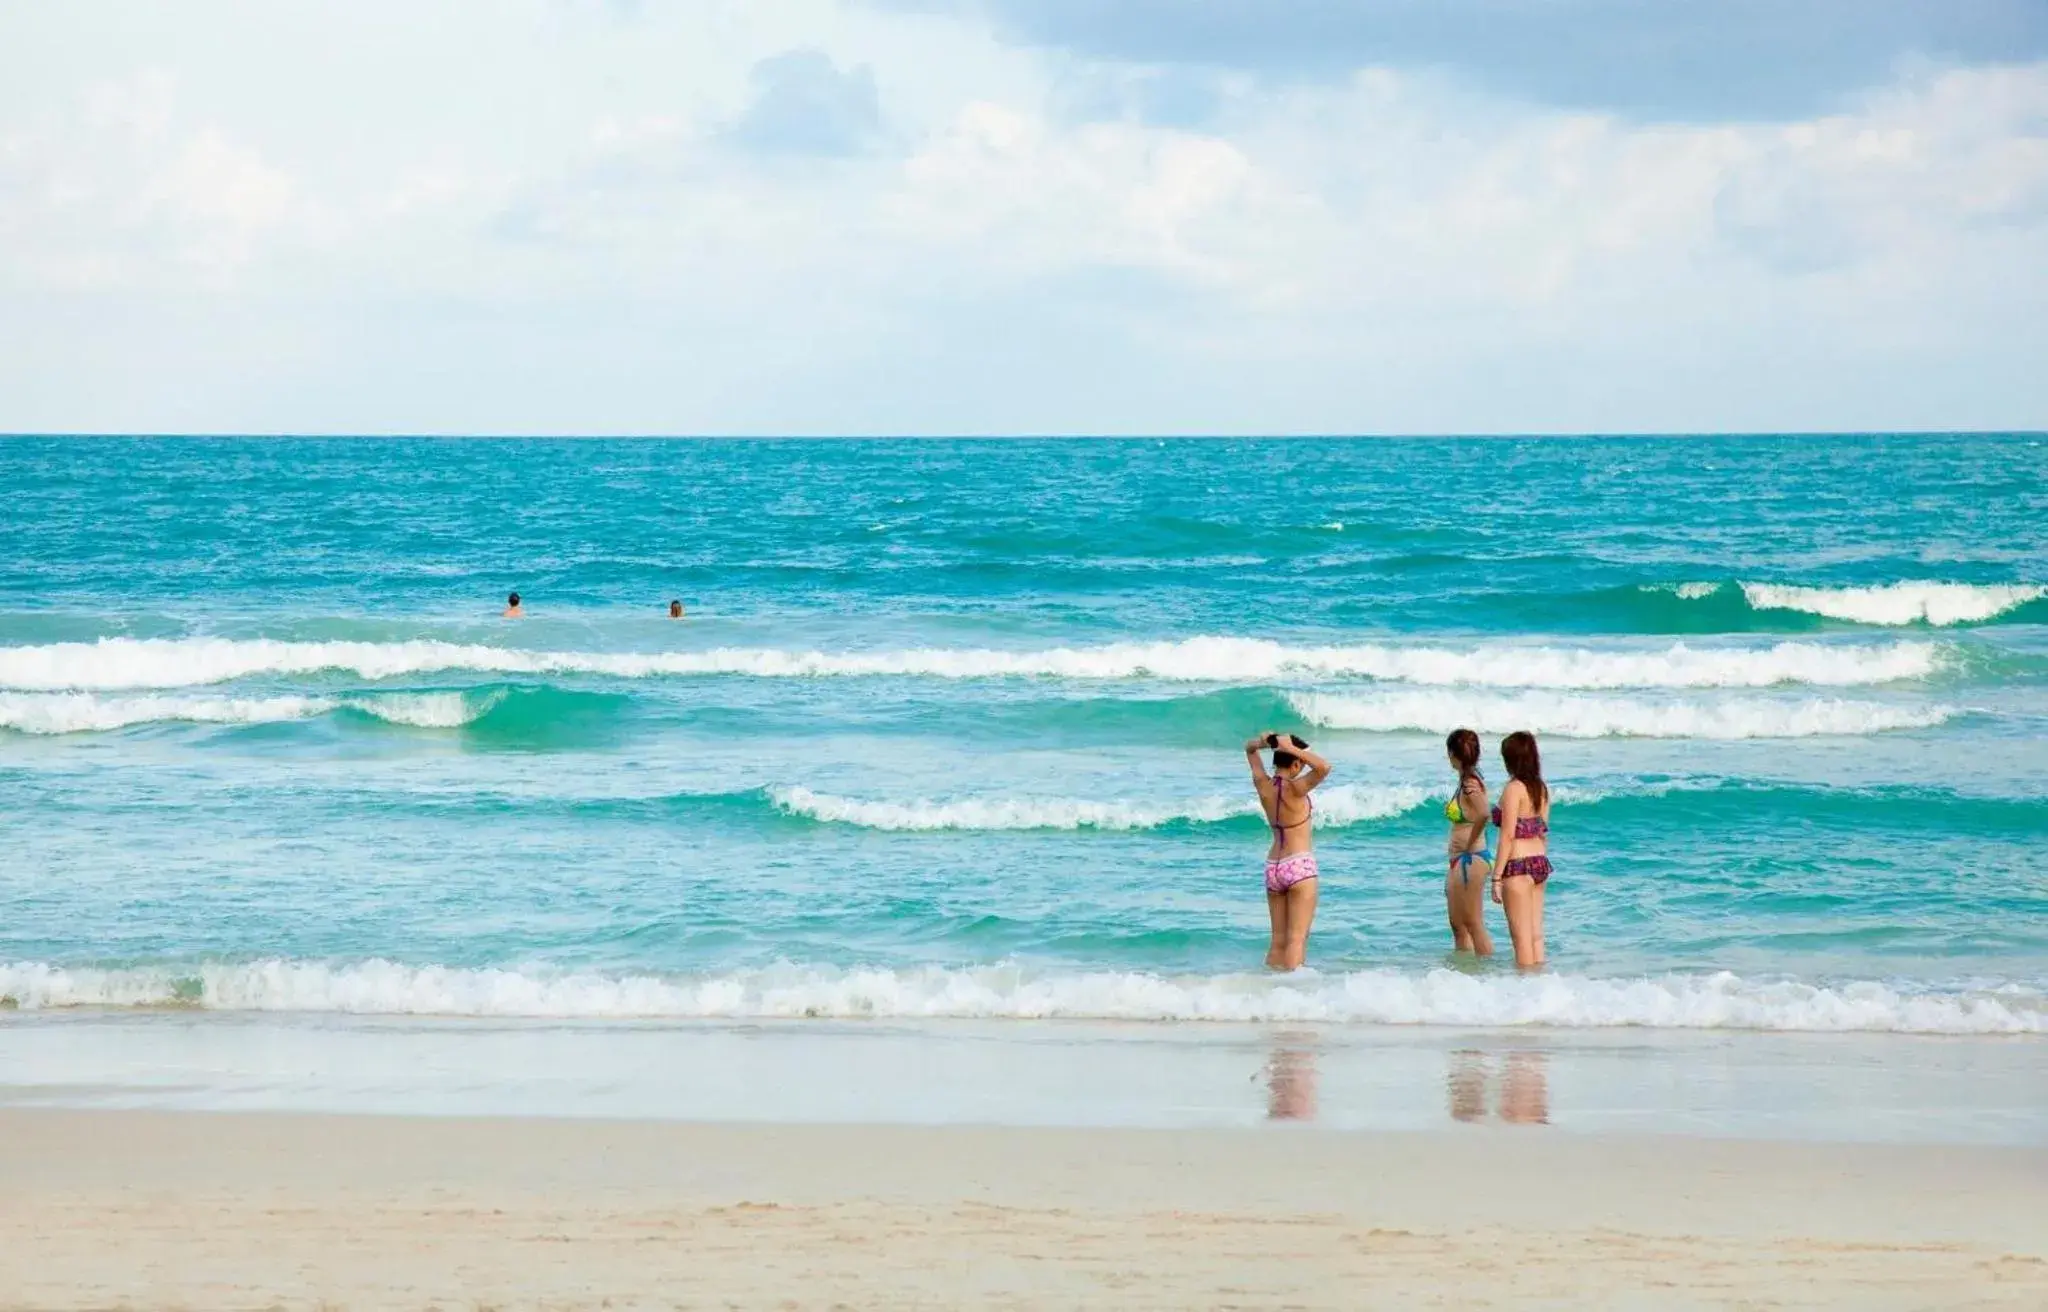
[891,103,1283,288]
[0,1,2041,434]
[0,75,310,288]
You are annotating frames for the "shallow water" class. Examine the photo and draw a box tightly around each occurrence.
[2,436,2044,1034]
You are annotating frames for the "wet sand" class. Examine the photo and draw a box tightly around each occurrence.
[6,1013,2044,1145]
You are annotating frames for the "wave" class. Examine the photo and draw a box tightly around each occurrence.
[0,635,1946,692]
[987,686,1298,746]
[1287,689,1953,739]
[1,959,2038,1034]
[0,690,481,734]
[1568,580,2045,634]
[1734,582,2044,627]
[0,691,340,734]
[767,782,1435,832]
[0,685,617,737]
[1562,780,2048,837]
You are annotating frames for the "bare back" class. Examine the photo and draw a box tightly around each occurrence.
[1259,775,1315,860]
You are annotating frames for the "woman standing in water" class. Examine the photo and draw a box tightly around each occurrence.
[1244,730,1332,971]
[1491,730,1552,968]
[1443,729,1494,956]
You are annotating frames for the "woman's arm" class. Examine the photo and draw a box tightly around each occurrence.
[1491,782,1522,904]
[1282,736,1334,792]
[1464,774,1488,823]
[1244,736,1271,786]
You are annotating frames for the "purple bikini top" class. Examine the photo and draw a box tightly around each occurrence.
[1492,806,1547,840]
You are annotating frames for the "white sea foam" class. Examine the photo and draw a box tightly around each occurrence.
[1,959,2038,1034]
[771,786,1242,831]
[768,783,1433,831]
[0,690,493,735]
[1287,689,1954,739]
[0,692,329,734]
[0,635,1944,692]
[1739,582,2044,626]
[1637,581,1724,601]
[357,690,504,728]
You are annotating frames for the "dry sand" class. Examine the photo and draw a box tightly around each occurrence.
[2,1108,2043,1310]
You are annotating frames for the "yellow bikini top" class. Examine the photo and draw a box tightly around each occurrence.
[1445,776,1481,824]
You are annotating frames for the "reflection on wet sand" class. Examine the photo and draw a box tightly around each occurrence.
[1448,1048,1487,1122]
[1447,1048,1550,1125]
[1502,1049,1549,1124]
[1264,1038,1319,1121]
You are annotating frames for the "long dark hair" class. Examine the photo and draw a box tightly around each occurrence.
[1499,731,1547,810]
[1446,728,1482,786]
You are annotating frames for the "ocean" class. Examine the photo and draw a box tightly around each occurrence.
[2,434,2045,1049]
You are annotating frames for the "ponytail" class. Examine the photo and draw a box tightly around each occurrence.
[1446,728,1482,788]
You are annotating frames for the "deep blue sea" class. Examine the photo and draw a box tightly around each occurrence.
[2,435,2044,1034]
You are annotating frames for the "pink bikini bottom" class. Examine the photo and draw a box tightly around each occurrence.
[1264,851,1319,894]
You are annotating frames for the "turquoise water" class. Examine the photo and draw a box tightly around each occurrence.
[2,435,2045,1032]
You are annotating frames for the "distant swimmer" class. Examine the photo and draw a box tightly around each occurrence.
[503,591,524,618]
[669,599,685,619]
[1244,730,1332,971]
[1443,728,1495,957]
[1490,731,1552,969]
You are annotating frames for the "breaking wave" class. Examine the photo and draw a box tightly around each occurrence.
[1287,689,1955,739]
[0,634,1945,692]
[0,685,619,737]
[1,959,2038,1034]
[1735,582,2043,627]
[0,690,487,734]
[767,782,1435,831]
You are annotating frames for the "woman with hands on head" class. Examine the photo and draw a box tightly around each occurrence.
[1244,730,1332,971]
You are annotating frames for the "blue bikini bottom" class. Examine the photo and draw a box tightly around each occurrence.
[1451,849,1494,886]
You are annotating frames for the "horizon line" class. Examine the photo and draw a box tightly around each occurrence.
[2,430,2043,441]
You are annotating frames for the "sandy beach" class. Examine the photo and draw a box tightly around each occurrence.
[3,1108,2042,1310]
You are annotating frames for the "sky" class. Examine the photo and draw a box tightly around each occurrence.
[1,0,2045,435]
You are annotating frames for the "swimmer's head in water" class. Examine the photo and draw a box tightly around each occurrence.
[507,592,521,607]
[669,600,682,617]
